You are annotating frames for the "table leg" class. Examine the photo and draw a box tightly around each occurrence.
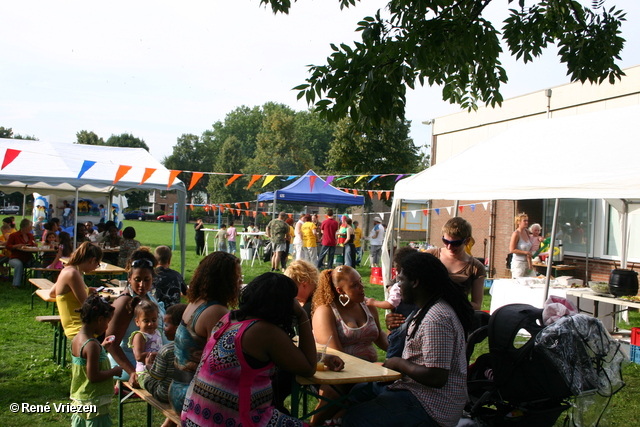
[290,380,300,419]
[204,233,209,256]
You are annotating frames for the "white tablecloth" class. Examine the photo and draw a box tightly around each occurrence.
[489,279,568,314]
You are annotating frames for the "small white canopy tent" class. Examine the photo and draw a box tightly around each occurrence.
[0,139,187,274]
[384,103,640,291]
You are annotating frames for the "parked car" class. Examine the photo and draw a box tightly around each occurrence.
[157,214,178,222]
[0,205,20,215]
[123,210,147,220]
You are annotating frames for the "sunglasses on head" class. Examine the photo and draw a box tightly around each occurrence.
[442,237,466,247]
[131,258,154,268]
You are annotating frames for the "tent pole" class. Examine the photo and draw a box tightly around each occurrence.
[22,188,27,219]
[453,200,459,217]
[544,198,560,301]
[585,199,591,281]
[272,191,277,219]
[73,188,79,251]
[620,199,629,269]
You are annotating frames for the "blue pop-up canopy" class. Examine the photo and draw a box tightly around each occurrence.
[258,170,364,206]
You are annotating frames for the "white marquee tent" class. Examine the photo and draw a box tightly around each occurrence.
[383,103,640,288]
[0,138,187,273]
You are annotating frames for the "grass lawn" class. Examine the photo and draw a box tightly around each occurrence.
[0,220,639,426]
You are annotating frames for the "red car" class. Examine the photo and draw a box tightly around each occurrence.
[156,214,178,222]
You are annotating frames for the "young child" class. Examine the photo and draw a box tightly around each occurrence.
[227,221,237,255]
[46,231,72,269]
[141,303,187,427]
[128,299,163,382]
[70,294,123,426]
[216,224,228,252]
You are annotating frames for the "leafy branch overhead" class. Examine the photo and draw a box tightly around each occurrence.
[260,0,626,127]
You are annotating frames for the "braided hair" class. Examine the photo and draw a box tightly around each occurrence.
[79,293,115,324]
[400,252,474,339]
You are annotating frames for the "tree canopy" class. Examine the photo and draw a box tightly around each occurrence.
[0,126,38,140]
[259,0,627,128]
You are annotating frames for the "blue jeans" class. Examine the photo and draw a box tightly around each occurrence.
[317,245,336,269]
[344,243,356,267]
[9,258,31,288]
[228,241,236,254]
[343,382,437,427]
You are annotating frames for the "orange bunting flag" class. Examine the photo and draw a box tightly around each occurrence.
[189,204,194,211]
[113,165,132,184]
[236,203,241,208]
[343,188,350,194]
[1,148,21,170]
[230,209,235,215]
[204,205,210,212]
[262,175,276,187]
[377,191,382,200]
[188,172,204,191]
[226,174,242,186]
[288,213,293,219]
[253,211,257,218]
[309,175,317,192]
[168,170,181,189]
[219,205,225,213]
[353,189,359,197]
[140,168,156,185]
[244,202,249,209]
[368,190,374,199]
[247,175,262,190]
[459,206,464,213]
[226,203,231,209]
[262,212,267,217]
[385,191,391,200]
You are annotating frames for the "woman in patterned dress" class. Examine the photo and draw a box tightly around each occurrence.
[181,272,316,427]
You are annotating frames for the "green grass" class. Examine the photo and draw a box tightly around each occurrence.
[0,220,639,426]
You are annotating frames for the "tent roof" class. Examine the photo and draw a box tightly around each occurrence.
[258,170,364,206]
[0,139,185,195]
[395,104,640,202]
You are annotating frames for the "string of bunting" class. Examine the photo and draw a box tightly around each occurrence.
[0,148,413,189]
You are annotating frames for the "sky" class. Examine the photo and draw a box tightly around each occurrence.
[2,0,640,164]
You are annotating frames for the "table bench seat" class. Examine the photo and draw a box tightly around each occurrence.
[118,380,181,426]
[35,314,67,366]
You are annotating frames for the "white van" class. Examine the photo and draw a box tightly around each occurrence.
[0,205,20,215]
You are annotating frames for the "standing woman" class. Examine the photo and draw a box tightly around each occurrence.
[169,251,242,413]
[6,218,36,288]
[49,242,103,339]
[509,213,534,278]
[343,252,474,427]
[105,250,167,388]
[426,217,485,310]
[343,217,356,267]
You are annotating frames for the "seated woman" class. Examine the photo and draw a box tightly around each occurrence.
[6,218,36,288]
[118,226,140,268]
[169,251,241,413]
[104,250,167,387]
[311,265,388,424]
[100,226,122,265]
[49,242,103,339]
[181,272,317,427]
[343,252,474,427]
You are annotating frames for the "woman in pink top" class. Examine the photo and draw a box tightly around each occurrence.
[311,265,388,424]
[226,221,237,255]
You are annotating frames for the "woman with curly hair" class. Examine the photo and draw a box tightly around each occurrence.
[181,273,316,427]
[284,259,319,317]
[168,251,242,413]
[311,265,388,424]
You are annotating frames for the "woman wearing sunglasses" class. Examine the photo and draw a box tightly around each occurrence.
[105,250,168,388]
[425,217,485,310]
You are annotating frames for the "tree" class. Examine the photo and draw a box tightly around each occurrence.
[76,130,104,146]
[260,0,626,129]
[163,133,214,202]
[0,126,37,140]
[105,133,149,151]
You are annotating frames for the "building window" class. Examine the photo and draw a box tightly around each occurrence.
[606,203,640,259]
[401,203,428,231]
[542,199,593,255]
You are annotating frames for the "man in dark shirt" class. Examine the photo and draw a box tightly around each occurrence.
[194,217,205,255]
[317,208,339,269]
[153,245,187,309]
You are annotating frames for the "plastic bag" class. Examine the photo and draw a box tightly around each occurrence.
[542,295,578,325]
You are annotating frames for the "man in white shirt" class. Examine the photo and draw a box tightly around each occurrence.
[369,217,385,267]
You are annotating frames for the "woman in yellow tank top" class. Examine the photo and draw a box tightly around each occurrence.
[49,242,104,339]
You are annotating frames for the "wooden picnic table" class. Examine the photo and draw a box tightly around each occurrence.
[290,346,401,419]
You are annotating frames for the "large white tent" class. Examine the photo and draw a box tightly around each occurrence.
[383,103,640,285]
[0,138,187,273]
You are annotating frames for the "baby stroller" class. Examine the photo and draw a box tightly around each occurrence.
[460,304,626,427]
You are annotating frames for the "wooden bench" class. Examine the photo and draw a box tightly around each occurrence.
[36,315,67,366]
[29,278,56,311]
[118,380,181,427]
